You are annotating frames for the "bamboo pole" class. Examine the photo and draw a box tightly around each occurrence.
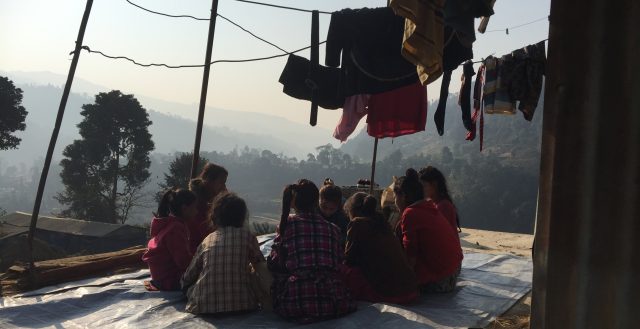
[27,0,94,269]
[191,0,220,179]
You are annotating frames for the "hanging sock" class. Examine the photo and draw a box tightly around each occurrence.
[458,61,475,132]
[309,10,319,126]
[434,70,452,136]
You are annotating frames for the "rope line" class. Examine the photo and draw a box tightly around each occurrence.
[232,0,331,14]
[76,42,326,69]
[486,16,549,33]
[125,0,289,53]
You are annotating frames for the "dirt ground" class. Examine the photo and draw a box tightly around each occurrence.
[459,229,534,329]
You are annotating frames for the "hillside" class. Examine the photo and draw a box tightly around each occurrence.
[0,83,330,166]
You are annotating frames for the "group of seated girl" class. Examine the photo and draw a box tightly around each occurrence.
[142,162,463,323]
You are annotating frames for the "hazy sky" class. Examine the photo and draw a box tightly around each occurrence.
[0,0,550,131]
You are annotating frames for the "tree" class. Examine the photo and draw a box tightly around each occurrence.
[57,90,154,223]
[0,76,28,150]
[157,152,207,201]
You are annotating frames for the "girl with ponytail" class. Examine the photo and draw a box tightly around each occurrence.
[342,193,418,304]
[142,188,198,291]
[268,179,355,323]
[394,169,463,294]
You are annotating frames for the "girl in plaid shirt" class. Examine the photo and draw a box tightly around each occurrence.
[268,180,356,323]
[181,193,265,315]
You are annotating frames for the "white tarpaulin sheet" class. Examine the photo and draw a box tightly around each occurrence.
[0,237,532,329]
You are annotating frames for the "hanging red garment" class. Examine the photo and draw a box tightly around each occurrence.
[366,82,428,138]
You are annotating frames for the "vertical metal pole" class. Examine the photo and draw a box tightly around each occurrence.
[27,0,94,269]
[369,138,379,195]
[191,0,220,179]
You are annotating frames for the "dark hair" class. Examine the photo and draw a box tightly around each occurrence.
[344,192,389,232]
[419,166,453,203]
[419,166,461,231]
[211,192,247,228]
[279,179,319,236]
[189,178,212,202]
[156,188,197,218]
[199,162,228,182]
[319,178,342,204]
[393,168,424,205]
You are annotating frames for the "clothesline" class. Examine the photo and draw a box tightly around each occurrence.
[74,42,325,69]
[485,16,549,34]
[88,1,549,71]
[125,0,289,54]
[467,38,548,65]
[232,0,332,15]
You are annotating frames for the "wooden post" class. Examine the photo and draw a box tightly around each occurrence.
[190,0,220,179]
[531,0,640,327]
[26,0,94,269]
[369,137,379,195]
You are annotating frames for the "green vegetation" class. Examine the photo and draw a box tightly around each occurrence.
[56,91,154,224]
[0,76,28,150]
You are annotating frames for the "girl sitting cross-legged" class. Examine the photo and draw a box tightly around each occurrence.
[341,192,419,304]
[142,188,198,291]
[268,179,356,323]
[181,192,265,315]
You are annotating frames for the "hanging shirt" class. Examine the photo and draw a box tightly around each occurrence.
[279,54,345,110]
[326,7,419,96]
[500,41,547,121]
[367,82,428,138]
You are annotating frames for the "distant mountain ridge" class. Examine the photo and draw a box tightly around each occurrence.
[1,71,336,166]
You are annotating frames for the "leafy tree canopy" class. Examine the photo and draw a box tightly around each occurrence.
[0,76,28,150]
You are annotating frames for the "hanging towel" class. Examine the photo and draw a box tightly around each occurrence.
[333,95,371,142]
[492,55,518,114]
[279,54,344,110]
[459,61,475,132]
[390,0,445,85]
[482,56,498,113]
[326,7,418,96]
[367,82,428,138]
[434,70,452,136]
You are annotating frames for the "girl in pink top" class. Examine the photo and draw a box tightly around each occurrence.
[419,166,461,234]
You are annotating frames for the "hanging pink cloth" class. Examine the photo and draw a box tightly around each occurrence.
[333,94,371,142]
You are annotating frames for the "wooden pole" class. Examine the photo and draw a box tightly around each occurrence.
[190,0,220,179]
[27,0,94,269]
[367,0,389,195]
[369,137,379,195]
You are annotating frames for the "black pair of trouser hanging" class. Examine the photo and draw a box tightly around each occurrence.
[459,60,475,131]
[434,70,452,136]
[309,10,319,126]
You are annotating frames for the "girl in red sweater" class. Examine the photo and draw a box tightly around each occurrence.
[187,162,228,254]
[142,188,198,291]
[393,169,463,293]
[419,166,461,234]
